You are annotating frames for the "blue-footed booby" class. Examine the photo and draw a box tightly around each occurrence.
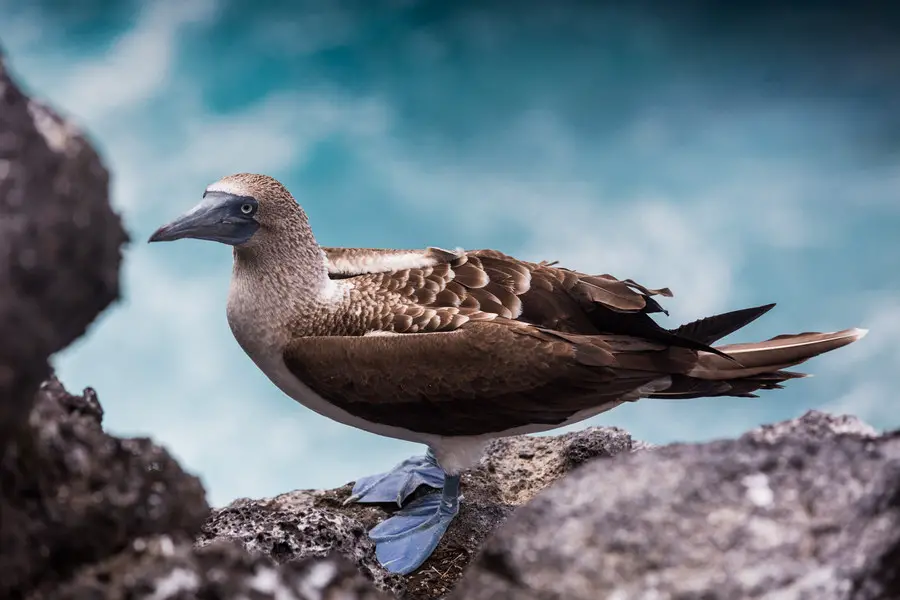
[149,173,868,575]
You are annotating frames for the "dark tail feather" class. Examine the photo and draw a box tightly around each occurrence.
[648,370,807,400]
[651,302,778,361]
[590,309,740,361]
[670,303,776,345]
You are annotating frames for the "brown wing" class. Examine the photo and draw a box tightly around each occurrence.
[328,247,675,337]
[282,321,695,436]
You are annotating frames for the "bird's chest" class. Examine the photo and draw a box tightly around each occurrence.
[225,274,356,361]
[226,279,288,363]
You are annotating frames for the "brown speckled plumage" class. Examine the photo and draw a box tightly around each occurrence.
[203,173,866,439]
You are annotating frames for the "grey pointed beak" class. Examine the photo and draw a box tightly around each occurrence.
[148,191,259,246]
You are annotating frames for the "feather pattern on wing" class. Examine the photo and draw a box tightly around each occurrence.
[276,246,866,436]
[321,247,681,340]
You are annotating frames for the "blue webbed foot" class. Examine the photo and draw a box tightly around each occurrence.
[369,474,461,575]
[346,448,445,507]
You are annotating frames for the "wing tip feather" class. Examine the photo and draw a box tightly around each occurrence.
[850,327,869,340]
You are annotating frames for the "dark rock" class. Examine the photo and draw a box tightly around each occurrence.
[1,378,211,599]
[452,411,900,600]
[3,379,388,600]
[0,48,126,443]
[33,535,390,600]
[199,426,638,600]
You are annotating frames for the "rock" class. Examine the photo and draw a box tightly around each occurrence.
[0,47,126,443]
[747,409,880,442]
[199,494,408,596]
[3,377,388,600]
[2,377,211,598]
[475,426,635,506]
[10,375,894,600]
[452,411,900,600]
[33,534,390,600]
[199,426,638,600]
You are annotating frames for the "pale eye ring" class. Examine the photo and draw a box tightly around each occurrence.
[240,203,254,215]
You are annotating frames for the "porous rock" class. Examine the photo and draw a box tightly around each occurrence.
[199,426,638,600]
[1,377,211,598]
[199,493,407,596]
[3,377,389,600]
[33,534,389,600]
[452,411,900,600]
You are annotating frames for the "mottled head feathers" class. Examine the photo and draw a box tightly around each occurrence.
[204,173,314,247]
[206,173,296,210]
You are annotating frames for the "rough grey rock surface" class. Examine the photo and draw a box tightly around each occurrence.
[452,411,900,600]
[0,47,386,600]
[199,493,408,596]
[199,426,638,600]
[32,535,389,600]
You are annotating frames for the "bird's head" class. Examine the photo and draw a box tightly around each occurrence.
[148,173,306,248]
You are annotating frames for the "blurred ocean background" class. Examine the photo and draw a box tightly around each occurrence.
[1,0,897,505]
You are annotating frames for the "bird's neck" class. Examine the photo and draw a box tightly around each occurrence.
[233,243,331,293]
[227,231,346,350]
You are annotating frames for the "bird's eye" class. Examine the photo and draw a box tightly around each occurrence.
[240,203,254,215]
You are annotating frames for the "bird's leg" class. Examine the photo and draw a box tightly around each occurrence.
[368,472,461,575]
[344,447,445,507]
